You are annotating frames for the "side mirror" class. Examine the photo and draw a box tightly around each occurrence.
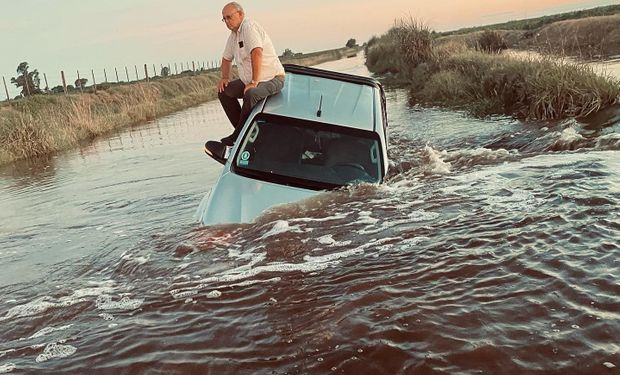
[204,141,228,165]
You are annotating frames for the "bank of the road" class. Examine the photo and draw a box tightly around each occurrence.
[0,47,356,166]
[365,7,620,121]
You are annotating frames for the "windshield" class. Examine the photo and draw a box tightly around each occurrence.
[232,114,383,190]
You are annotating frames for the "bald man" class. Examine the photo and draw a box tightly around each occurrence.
[216,2,285,146]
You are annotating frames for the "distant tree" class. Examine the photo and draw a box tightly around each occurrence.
[75,78,88,88]
[282,48,295,58]
[346,38,357,48]
[10,62,41,96]
[161,66,170,77]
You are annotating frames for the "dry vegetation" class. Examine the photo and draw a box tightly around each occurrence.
[365,15,620,120]
[0,73,219,165]
[437,11,620,59]
[519,14,620,58]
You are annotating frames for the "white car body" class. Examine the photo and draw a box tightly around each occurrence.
[198,64,389,225]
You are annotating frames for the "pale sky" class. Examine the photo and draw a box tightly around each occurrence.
[0,0,617,96]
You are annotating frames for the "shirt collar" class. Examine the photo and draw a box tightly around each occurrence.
[236,17,248,35]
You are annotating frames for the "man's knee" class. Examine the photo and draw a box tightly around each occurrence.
[243,88,264,105]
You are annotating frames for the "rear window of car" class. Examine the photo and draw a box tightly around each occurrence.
[231,114,383,190]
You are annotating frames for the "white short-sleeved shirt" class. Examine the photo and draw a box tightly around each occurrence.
[223,18,285,84]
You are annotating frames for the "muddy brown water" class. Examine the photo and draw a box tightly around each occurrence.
[0,55,619,374]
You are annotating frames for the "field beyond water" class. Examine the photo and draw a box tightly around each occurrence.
[0,48,354,166]
[365,11,620,121]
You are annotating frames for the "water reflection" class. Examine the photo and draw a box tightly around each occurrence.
[0,154,59,186]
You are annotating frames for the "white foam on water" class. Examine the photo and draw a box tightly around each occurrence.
[206,290,222,299]
[71,285,116,299]
[228,277,281,288]
[595,134,620,150]
[29,325,73,339]
[317,235,336,245]
[421,145,451,175]
[228,246,265,261]
[35,343,77,363]
[0,350,15,359]
[121,252,150,265]
[290,213,349,223]
[169,289,199,300]
[603,362,616,369]
[0,298,69,322]
[356,211,380,226]
[99,313,114,321]
[446,147,519,166]
[315,235,352,247]
[95,295,143,311]
[407,210,440,222]
[0,363,15,373]
[486,189,545,211]
[259,220,304,240]
[552,127,585,150]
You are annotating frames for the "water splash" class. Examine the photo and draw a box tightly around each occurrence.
[35,343,77,363]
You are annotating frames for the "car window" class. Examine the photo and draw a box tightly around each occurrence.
[233,116,382,189]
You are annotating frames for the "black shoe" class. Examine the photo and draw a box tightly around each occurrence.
[204,141,227,164]
[220,134,236,146]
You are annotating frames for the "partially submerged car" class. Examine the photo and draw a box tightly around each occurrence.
[198,64,389,225]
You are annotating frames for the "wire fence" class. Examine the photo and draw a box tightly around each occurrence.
[2,59,222,102]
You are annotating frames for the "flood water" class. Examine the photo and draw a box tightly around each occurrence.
[0,55,619,374]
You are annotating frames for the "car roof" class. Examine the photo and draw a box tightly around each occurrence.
[260,64,381,133]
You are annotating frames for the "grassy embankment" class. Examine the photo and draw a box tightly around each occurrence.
[0,72,220,165]
[0,47,354,166]
[365,12,620,120]
[437,4,620,58]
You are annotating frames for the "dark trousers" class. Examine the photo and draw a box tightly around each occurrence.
[218,76,284,139]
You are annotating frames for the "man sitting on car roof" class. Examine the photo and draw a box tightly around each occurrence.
[215,2,286,146]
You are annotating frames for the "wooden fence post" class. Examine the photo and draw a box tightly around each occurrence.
[104,68,108,83]
[125,66,129,82]
[144,64,149,82]
[61,70,67,94]
[91,69,97,93]
[175,63,178,74]
[77,70,83,92]
[115,67,119,83]
[134,65,139,81]
[152,64,156,77]
[2,76,10,102]
[192,61,195,71]
[43,73,49,91]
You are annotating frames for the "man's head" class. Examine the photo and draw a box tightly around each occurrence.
[222,2,244,32]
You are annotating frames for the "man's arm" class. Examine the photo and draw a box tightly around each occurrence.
[218,58,233,93]
[244,47,263,94]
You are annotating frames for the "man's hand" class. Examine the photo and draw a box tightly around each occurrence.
[243,81,257,94]
[217,78,230,93]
